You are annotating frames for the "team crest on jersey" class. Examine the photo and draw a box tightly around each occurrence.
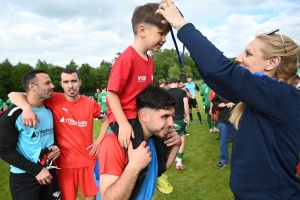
[138,76,146,82]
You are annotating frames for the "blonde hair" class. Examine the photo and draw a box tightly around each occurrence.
[230,33,300,129]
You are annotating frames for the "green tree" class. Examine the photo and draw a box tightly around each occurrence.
[181,65,193,78]
[168,66,181,79]
[152,49,178,84]
[35,59,49,71]
[47,64,64,92]
[78,63,96,92]
[0,59,14,99]
[66,59,78,69]
[11,62,33,91]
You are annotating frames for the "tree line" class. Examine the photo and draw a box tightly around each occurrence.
[0,48,237,100]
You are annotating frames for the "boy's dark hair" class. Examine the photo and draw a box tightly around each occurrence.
[186,76,192,79]
[169,77,179,84]
[100,84,107,90]
[136,84,176,111]
[131,3,169,36]
[22,70,46,92]
[60,68,81,80]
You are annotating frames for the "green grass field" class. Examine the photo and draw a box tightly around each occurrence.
[0,95,234,200]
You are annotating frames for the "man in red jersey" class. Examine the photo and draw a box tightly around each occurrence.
[8,68,109,200]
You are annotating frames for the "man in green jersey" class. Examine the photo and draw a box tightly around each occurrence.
[98,84,108,114]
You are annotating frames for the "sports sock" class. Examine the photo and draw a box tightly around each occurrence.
[207,115,212,129]
[177,152,184,159]
[189,113,193,121]
[214,121,218,128]
[197,112,202,121]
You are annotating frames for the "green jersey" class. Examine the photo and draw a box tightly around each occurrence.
[200,83,211,106]
[6,99,13,107]
[98,92,107,112]
[0,99,3,110]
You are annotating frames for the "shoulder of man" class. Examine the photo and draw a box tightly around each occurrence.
[0,106,22,121]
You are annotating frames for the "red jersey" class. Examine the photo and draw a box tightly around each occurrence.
[209,90,216,101]
[98,134,128,176]
[209,90,219,120]
[44,93,101,168]
[107,46,154,123]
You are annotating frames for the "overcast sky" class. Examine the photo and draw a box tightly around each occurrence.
[1,0,299,68]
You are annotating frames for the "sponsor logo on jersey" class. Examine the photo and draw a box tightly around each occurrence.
[31,128,54,139]
[31,131,39,139]
[60,117,87,127]
[138,76,146,82]
[62,107,68,113]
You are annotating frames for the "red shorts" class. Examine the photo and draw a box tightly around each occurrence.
[56,167,98,199]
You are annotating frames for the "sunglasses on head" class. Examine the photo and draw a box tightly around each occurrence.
[267,28,287,53]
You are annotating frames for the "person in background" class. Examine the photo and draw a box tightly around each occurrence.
[157,1,300,199]
[200,82,219,133]
[178,80,192,136]
[159,79,166,89]
[0,98,4,112]
[184,76,205,124]
[211,94,235,169]
[167,77,189,170]
[94,88,100,102]
[6,98,13,107]
[98,84,108,115]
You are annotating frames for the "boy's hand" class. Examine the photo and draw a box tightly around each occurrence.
[118,121,135,148]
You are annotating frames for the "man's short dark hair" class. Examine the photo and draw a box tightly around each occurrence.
[22,70,46,92]
[131,3,169,36]
[101,84,107,90]
[136,85,176,111]
[60,68,81,80]
[186,76,192,79]
[169,77,179,84]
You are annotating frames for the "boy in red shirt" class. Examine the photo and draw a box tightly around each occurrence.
[106,3,171,194]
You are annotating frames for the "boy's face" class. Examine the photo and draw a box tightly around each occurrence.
[145,25,168,52]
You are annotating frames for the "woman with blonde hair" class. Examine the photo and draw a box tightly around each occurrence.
[157,1,300,199]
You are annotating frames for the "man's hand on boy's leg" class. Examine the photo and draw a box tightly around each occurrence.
[118,121,135,148]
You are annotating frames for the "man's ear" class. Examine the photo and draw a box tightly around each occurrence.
[139,109,149,123]
[265,56,281,71]
[29,84,36,92]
